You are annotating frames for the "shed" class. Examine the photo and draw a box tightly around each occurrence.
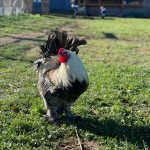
[49,0,72,13]
[25,0,49,14]
[78,0,150,17]
[26,0,72,14]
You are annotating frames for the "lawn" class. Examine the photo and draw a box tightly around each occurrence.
[0,14,150,150]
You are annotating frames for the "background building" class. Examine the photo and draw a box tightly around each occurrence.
[0,0,150,17]
[78,0,150,17]
[49,0,71,13]
[26,0,71,14]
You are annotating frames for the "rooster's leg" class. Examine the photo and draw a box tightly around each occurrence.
[43,92,60,125]
[47,106,60,125]
[65,103,74,123]
[46,105,60,125]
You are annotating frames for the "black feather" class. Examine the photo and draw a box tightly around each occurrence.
[39,31,87,58]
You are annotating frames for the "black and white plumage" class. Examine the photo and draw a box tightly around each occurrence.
[35,31,88,125]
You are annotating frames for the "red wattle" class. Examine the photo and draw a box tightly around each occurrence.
[59,55,69,63]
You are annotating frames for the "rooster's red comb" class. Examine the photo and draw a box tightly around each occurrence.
[58,48,65,54]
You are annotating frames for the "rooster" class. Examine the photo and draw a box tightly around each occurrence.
[35,31,88,125]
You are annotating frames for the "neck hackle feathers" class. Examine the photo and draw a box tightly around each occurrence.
[39,31,87,58]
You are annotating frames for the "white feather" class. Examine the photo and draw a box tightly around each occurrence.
[54,50,88,88]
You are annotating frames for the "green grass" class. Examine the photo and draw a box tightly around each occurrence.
[0,14,150,150]
[0,14,75,37]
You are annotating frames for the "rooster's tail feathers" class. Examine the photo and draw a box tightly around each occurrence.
[39,31,87,58]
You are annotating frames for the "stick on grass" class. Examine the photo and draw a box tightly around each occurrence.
[75,127,83,150]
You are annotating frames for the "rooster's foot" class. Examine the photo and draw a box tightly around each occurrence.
[48,117,61,126]
[43,115,61,126]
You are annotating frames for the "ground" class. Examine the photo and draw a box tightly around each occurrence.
[0,14,150,150]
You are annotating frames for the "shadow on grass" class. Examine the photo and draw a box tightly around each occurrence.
[81,16,115,20]
[43,13,115,21]
[72,117,150,149]
[10,36,45,42]
[42,13,72,19]
[103,32,119,40]
[0,35,45,47]
[0,55,34,63]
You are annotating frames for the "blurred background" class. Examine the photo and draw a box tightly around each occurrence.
[0,0,150,17]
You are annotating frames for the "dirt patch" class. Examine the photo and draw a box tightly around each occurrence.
[0,32,47,47]
[59,137,100,150]
[59,23,79,35]
[0,24,82,47]
[83,140,100,150]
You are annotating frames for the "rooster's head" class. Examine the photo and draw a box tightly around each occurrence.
[58,48,70,63]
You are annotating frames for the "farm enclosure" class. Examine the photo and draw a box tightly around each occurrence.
[0,15,150,149]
